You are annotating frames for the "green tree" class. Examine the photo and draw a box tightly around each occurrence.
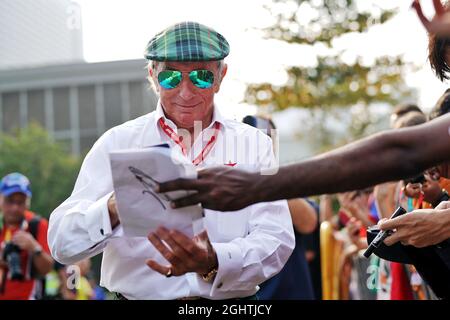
[246,0,415,150]
[0,124,81,219]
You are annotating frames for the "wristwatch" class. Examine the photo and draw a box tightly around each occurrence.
[33,245,43,257]
[201,266,218,282]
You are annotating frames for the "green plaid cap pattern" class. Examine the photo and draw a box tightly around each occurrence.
[144,21,230,62]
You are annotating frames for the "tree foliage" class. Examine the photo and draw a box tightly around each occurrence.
[247,0,415,148]
[264,0,397,46]
[0,124,81,218]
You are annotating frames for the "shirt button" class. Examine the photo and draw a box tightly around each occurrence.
[100,228,104,236]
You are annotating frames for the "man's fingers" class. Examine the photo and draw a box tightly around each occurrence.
[170,229,200,255]
[171,194,204,209]
[412,0,433,31]
[433,0,446,16]
[156,178,202,193]
[379,215,405,231]
[148,232,179,265]
[146,259,172,276]
[155,227,190,261]
[383,230,404,246]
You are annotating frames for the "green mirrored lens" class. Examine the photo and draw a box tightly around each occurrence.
[158,70,182,89]
[189,70,214,89]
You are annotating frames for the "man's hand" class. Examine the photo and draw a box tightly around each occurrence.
[107,193,120,229]
[379,203,450,247]
[146,227,218,277]
[156,166,260,211]
[412,0,450,36]
[347,217,367,250]
[337,192,373,227]
[11,231,40,252]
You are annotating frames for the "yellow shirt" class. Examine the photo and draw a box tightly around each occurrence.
[76,277,93,300]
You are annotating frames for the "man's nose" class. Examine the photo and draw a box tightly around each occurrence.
[178,77,196,100]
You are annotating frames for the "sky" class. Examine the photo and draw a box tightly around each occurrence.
[73,0,449,138]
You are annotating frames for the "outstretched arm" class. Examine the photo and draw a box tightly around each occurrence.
[158,115,450,211]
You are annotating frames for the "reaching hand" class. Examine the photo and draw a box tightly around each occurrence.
[380,205,450,247]
[157,166,260,211]
[412,0,450,35]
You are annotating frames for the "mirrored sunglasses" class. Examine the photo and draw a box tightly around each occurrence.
[158,69,214,90]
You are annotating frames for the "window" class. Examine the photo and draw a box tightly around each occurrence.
[103,82,122,129]
[78,85,97,130]
[53,87,70,131]
[27,89,45,127]
[2,92,20,133]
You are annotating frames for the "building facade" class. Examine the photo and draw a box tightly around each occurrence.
[0,59,158,155]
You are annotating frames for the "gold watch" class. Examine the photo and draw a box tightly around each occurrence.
[201,266,218,282]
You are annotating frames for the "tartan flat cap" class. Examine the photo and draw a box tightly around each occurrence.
[144,21,230,62]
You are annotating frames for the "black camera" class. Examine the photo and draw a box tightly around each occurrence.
[2,242,24,281]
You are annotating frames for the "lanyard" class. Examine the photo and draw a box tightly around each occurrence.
[158,118,221,166]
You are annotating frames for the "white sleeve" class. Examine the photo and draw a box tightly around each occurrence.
[209,200,294,294]
[208,131,295,294]
[48,130,120,265]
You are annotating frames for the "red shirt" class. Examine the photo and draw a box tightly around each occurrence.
[0,211,50,300]
[390,262,414,300]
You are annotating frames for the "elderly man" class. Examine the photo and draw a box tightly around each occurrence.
[48,22,294,300]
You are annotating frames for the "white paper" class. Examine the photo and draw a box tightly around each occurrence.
[109,144,204,238]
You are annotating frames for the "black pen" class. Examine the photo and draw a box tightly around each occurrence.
[363,206,407,259]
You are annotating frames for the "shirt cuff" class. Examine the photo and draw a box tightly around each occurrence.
[85,192,114,243]
[209,242,243,294]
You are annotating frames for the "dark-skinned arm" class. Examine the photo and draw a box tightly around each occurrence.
[157,115,450,211]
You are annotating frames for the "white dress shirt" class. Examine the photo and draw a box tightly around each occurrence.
[48,101,294,300]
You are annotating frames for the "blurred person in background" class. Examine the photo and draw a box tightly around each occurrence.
[390,103,425,129]
[243,115,317,300]
[375,109,429,300]
[41,262,77,300]
[74,259,95,300]
[0,173,53,300]
[375,107,426,221]
[302,200,322,300]
[337,189,378,299]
